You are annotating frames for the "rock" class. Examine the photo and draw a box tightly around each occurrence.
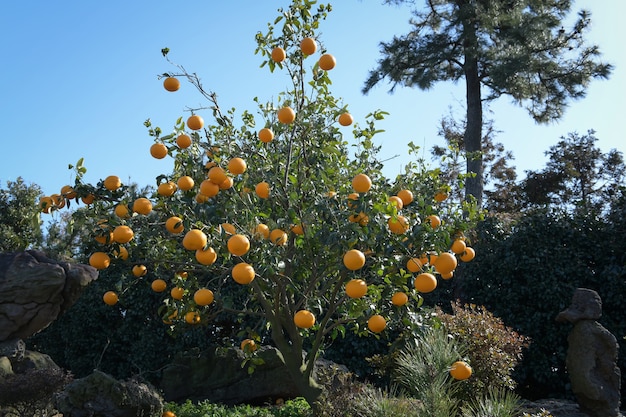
[0,250,98,341]
[556,288,622,417]
[55,370,163,417]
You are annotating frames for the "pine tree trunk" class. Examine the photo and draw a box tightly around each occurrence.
[464,53,484,208]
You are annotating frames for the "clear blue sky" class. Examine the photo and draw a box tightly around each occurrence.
[1,1,623,199]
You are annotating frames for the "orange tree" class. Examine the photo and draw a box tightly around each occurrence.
[40,0,480,409]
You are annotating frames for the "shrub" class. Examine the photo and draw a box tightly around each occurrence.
[164,398,312,417]
[0,367,73,405]
[353,385,422,417]
[459,386,521,417]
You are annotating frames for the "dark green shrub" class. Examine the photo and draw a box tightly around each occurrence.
[164,398,312,417]
[0,367,73,405]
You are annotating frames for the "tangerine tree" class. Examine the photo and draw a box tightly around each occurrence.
[40,0,480,409]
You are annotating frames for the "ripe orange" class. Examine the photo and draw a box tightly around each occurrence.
[113,245,129,260]
[193,288,215,306]
[171,287,185,300]
[290,224,304,235]
[426,214,441,229]
[450,239,467,254]
[221,223,237,235]
[195,247,218,265]
[232,262,255,284]
[338,113,353,126]
[397,189,414,206]
[195,193,209,204]
[294,310,315,329]
[94,231,113,245]
[182,229,208,250]
[61,185,77,199]
[318,53,336,70]
[177,176,195,191]
[348,212,369,226]
[300,37,317,55]
[258,127,274,143]
[185,311,201,324]
[103,291,119,306]
[241,339,257,353]
[389,196,404,209]
[406,257,423,273]
[151,279,167,293]
[113,225,134,244]
[157,181,177,197]
[460,247,476,262]
[199,180,220,198]
[163,411,177,417]
[132,264,147,277]
[227,157,247,175]
[255,181,270,199]
[434,191,449,202]
[81,194,95,205]
[271,46,286,62]
[50,194,65,209]
[343,249,366,271]
[228,234,250,256]
[150,143,168,159]
[391,292,409,306]
[450,361,472,380]
[367,315,386,333]
[414,272,437,293]
[176,134,192,149]
[219,176,233,190]
[133,198,152,215]
[345,279,368,298]
[187,114,204,131]
[433,252,457,275]
[388,215,409,234]
[104,175,122,191]
[39,196,53,213]
[352,173,372,193]
[441,271,454,280]
[163,77,180,92]
[208,166,228,185]
[165,216,184,234]
[269,229,287,245]
[254,223,270,239]
[89,252,110,270]
[114,204,130,219]
[277,106,296,124]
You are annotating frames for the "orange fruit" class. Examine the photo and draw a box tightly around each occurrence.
[254,223,270,239]
[114,204,130,219]
[414,272,437,293]
[460,247,476,262]
[345,279,368,298]
[113,245,129,260]
[450,239,467,254]
[165,216,184,234]
[347,192,359,208]
[163,411,177,417]
[258,127,274,143]
[94,231,113,245]
[193,288,215,306]
[228,234,250,256]
[300,37,317,55]
[187,114,204,131]
[132,264,147,277]
[195,193,209,204]
[294,310,315,329]
[232,262,255,284]
[103,291,119,306]
[255,181,270,199]
[388,215,409,234]
[61,185,77,199]
[269,229,288,246]
[367,315,386,333]
[338,113,353,126]
[391,292,409,306]
[81,194,95,205]
[151,279,167,293]
[157,181,177,197]
[441,271,454,280]
[219,176,233,190]
[177,176,195,191]
[389,196,404,209]
[397,189,414,206]
[227,157,247,175]
[450,361,472,380]
[343,249,366,271]
[241,339,257,353]
[113,225,134,244]
[103,175,122,191]
[182,229,208,251]
[435,191,449,202]
[352,173,372,193]
[176,134,192,149]
[271,46,286,62]
[171,287,185,300]
[208,166,228,185]
[221,223,237,235]
[132,198,152,215]
[426,215,441,229]
[50,194,65,209]
[163,77,180,92]
[348,212,368,226]
[277,106,296,124]
[89,252,110,270]
[195,247,218,265]
[150,143,168,159]
[39,196,53,213]
[290,224,304,235]
[185,311,201,324]
[433,252,457,275]
[406,257,423,273]
[199,180,220,198]
[318,53,336,70]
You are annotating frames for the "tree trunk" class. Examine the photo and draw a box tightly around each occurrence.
[464,57,483,208]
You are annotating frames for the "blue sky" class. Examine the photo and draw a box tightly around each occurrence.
[1,1,623,199]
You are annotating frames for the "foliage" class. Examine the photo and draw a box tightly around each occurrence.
[0,367,73,405]
[435,302,530,398]
[164,398,312,417]
[0,177,44,252]
[353,385,422,417]
[459,386,521,417]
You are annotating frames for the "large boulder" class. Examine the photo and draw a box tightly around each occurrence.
[0,250,98,341]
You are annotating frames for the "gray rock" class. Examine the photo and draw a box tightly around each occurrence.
[556,288,622,417]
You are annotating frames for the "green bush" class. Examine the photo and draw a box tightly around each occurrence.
[164,398,312,417]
